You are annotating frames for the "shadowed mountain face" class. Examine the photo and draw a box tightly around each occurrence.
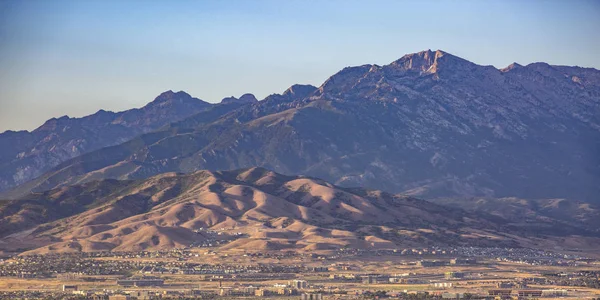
[3,50,600,204]
[1,168,598,254]
[0,91,212,192]
[434,197,600,232]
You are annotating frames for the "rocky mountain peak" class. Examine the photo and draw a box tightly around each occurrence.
[146,90,196,107]
[0,89,213,192]
[388,49,469,75]
[391,49,437,72]
[239,93,258,103]
[221,93,258,104]
[282,84,317,99]
[35,115,71,132]
[500,62,523,72]
[317,50,470,99]
[141,90,211,115]
[317,64,374,95]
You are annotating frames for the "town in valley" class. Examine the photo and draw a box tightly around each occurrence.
[1,246,599,299]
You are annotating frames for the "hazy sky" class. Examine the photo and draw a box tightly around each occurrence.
[1,0,599,132]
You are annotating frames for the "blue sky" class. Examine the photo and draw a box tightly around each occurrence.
[1,0,599,132]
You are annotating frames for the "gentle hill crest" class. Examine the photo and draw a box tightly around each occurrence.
[1,168,598,255]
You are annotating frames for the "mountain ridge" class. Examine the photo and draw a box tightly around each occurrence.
[2,50,599,204]
[0,90,214,193]
[1,167,598,255]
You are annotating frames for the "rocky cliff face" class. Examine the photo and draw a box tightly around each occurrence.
[3,50,599,204]
[0,91,211,192]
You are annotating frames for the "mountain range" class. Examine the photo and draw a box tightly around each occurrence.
[2,50,598,204]
[0,49,599,254]
[0,91,212,192]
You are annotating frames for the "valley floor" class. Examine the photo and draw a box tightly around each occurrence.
[1,247,599,299]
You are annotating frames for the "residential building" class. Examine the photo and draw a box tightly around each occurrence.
[62,285,78,292]
[289,279,308,289]
[301,293,323,300]
[517,290,543,298]
[488,289,512,296]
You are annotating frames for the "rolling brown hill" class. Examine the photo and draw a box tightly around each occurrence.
[1,168,598,255]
